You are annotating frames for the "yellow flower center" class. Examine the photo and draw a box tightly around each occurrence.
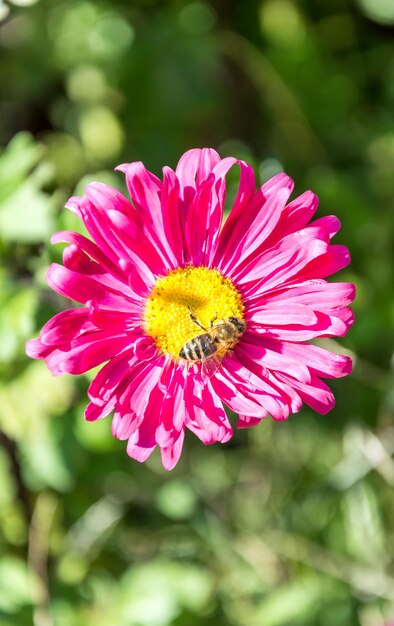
[144,266,244,358]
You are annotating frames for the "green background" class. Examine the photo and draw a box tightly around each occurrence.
[0,0,393,625]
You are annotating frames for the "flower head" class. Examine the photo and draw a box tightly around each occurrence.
[26,148,355,469]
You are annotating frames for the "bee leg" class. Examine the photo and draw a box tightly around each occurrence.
[210,313,218,328]
[188,308,207,331]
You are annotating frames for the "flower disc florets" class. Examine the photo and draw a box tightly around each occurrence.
[26,147,355,470]
[144,266,244,358]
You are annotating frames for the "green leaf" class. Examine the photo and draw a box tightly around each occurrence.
[0,286,37,363]
[0,557,32,612]
[0,132,44,202]
[0,133,59,243]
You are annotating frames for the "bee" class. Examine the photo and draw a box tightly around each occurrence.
[179,311,245,377]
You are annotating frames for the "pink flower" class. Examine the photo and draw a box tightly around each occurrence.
[26,148,355,470]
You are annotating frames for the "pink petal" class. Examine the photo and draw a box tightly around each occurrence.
[25,338,52,360]
[238,332,311,382]
[311,215,341,238]
[126,433,156,463]
[85,181,136,218]
[240,329,352,380]
[241,331,351,380]
[118,361,187,469]
[175,149,223,249]
[219,184,293,274]
[216,172,293,273]
[245,280,355,341]
[51,230,122,279]
[85,305,138,332]
[87,346,138,409]
[184,173,216,266]
[155,362,188,446]
[85,399,117,422]
[161,167,184,265]
[65,193,129,268]
[276,342,352,379]
[331,307,355,336]
[276,373,336,414]
[248,309,354,341]
[38,308,91,346]
[228,350,302,417]
[296,245,351,281]
[67,184,170,278]
[206,157,257,264]
[182,156,256,266]
[119,161,178,268]
[175,148,221,198]
[235,228,329,289]
[248,302,318,327]
[185,376,233,444]
[117,161,161,214]
[45,332,130,376]
[211,368,266,418]
[263,190,319,246]
[61,247,150,306]
[236,415,265,429]
[213,356,293,420]
[61,244,144,298]
[85,182,169,276]
[46,264,141,311]
[206,159,257,264]
[160,430,185,471]
[250,280,355,311]
[111,358,165,440]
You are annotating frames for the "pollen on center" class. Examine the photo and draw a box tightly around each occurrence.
[144,266,244,358]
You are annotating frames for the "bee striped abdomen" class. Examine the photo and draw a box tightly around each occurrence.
[179,316,245,372]
[179,334,216,361]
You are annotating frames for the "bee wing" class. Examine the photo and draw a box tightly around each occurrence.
[200,353,224,379]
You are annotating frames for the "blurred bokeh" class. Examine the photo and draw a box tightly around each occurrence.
[0,0,394,625]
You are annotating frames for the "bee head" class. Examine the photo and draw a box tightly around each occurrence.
[228,317,245,333]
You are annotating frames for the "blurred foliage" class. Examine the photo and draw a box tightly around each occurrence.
[0,0,393,625]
